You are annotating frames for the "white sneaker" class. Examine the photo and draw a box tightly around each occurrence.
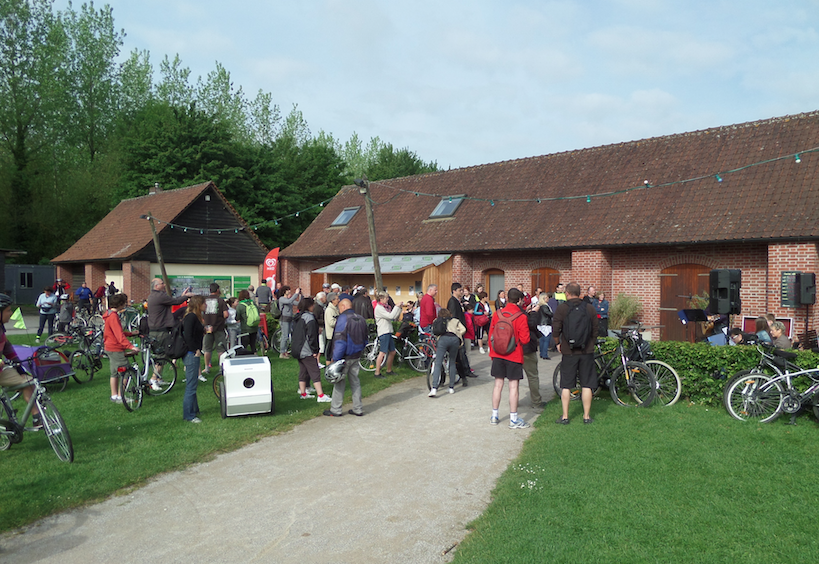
[306,386,316,394]
[428,388,437,397]
[198,374,207,382]
[110,395,122,403]
[449,387,455,394]
[480,346,486,354]
[150,379,162,391]
[300,393,315,399]
[316,394,332,403]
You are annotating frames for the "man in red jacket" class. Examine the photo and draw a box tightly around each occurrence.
[488,287,530,429]
[419,284,438,329]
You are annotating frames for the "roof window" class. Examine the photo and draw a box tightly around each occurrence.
[429,195,465,218]
[330,206,360,226]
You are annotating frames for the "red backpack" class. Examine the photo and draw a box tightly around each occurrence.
[490,310,524,355]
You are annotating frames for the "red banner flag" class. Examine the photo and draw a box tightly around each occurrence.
[262,247,280,287]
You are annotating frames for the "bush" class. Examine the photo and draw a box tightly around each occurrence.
[608,293,643,330]
[643,341,819,405]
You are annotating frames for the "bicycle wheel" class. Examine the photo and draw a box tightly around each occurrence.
[610,361,656,407]
[271,328,283,353]
[552,362,580,401]
[0,419,13,451]
[42,367,68,393]
[69,350,94,383]
[213,372,224,401]
[89,314,105,329]
[359,342,380,371]
[257,331,270,356]
[120,368,143,412]
[409,342,435,373]
[646,360,682,407]
[45,333,73,349]
[723,371,783,423]
[146,357,177,396]
[37,397,73,462]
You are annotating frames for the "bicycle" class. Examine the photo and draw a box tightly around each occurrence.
[621,322,682,406]
[271,326,291,354]
[0,346,74,462]
[119,337,178,411]
[723,346,819,424]
[359,326,435,373]
[67,326,104,384]
[552,329,657,407]
[75,306,104,329]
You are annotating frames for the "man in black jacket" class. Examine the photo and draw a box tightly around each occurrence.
[447,282,474,384]
[521,299,546,411]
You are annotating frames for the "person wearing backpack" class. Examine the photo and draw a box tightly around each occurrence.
[428,308,465,397]
[552,282,598,425]
[277,286,301,359]
[323,299,369,418]
[487,288,531,429]
[236,289,259,354]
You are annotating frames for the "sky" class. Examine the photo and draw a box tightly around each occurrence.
[55,0,819,170]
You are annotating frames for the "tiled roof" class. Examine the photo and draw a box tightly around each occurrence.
[282,111,819,260]
[52,182,264,263]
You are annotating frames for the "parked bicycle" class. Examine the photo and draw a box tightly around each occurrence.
[0,346,74,462]
[359,324,435,373]
[621,322,682,406]
[723,345,819,424]
[119,336,178,411]
[67,326,104,383]
[552,329,657,407]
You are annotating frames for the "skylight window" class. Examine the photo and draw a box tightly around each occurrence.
[429,195,465,218]
[330,206,360,226]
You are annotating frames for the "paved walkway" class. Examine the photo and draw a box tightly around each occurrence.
[0,350,560,563]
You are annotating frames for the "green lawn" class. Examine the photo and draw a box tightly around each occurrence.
[453,399,819,564]
[0,336,418,532]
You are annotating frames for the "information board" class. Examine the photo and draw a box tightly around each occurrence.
[781,271,800,308]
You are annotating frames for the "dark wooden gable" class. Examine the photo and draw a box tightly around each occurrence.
[134,186,266,265]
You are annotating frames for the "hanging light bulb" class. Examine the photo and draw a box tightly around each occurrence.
[586,195,591,203]
[795,154,802,164]
[715,174,723,183]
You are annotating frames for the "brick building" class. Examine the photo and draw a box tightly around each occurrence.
[280,112,819,342]
[52,182,268,301]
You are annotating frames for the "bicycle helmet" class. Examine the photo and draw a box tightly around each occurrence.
[0,293,12,312]
[324,359,346,384]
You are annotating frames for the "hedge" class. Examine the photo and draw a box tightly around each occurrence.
[644,341,819,405]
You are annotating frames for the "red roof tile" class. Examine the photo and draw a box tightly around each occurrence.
[282,111,819,259]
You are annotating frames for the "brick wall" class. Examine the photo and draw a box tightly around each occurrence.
[124,261,151,302]
[283,241,819,339]
[85,263,107,291]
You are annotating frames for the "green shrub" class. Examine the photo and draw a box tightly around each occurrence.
[608,293,643,329]
[646,341,819,405]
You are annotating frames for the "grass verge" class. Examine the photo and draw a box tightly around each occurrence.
[452,398,819,563]
[0,336,419,532]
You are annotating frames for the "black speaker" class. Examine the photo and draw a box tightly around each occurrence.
[800,272,816,305]
[709,269,741,315]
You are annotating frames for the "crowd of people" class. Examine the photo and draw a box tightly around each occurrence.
[17,274,805,429]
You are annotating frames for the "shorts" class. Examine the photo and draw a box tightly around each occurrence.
[107,350,129,378]
[149,329,170,354]
[203,330,227,354]
[0,365,32,388]
[298,356,321,383]
[490,357,524,380]
[378,333,396,353]
[559,354,597,389]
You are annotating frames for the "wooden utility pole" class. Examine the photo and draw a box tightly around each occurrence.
[145,211,172,296]
[354,176,383,293]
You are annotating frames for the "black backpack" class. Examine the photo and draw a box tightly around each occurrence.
[432,316,448,336]
[166,323,188,359]
[563,302,592,350]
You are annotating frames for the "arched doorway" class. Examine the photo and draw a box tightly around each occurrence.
[659,264,710,341]
[484,269,505,310]
[531,267,561,296]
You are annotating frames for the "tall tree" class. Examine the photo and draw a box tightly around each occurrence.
[0,0,69,250]
[63,1,124,162]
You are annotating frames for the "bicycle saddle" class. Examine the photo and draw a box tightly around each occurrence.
[772,349,797,360]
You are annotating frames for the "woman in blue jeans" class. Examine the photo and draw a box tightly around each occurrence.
[182,295,208,423]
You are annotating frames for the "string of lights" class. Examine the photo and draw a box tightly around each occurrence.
[139,147,817,233]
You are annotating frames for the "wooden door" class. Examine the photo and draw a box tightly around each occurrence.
[531,267,560,295]
[310,273,325,297]
[659,264,710,341]
[484,269,505,310]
